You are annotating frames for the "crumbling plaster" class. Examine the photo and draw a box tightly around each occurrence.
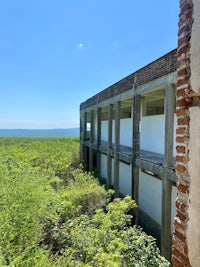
[187,106,200,267]
[190,0,200,94]
[186,1,200,265]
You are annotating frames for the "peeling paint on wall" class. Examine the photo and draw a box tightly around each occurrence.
[187,100,200,267]
[190,0,200,94]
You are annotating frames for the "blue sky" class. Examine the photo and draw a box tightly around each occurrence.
[0,0,179,129]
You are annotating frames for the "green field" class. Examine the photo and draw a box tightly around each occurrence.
[0,138,169,266]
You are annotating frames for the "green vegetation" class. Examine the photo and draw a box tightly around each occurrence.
[0,137,169,266]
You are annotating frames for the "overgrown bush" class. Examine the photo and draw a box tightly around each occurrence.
[50,196,169,267]
[0,138,170,266]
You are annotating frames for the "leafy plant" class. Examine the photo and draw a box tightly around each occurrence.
[0,137,170,266]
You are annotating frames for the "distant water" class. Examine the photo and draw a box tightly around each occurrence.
[0,128,79,138]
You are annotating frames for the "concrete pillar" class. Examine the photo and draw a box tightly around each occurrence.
[97,107,102,172]
[83,111,87,142]
[80,111,87,165]
[90,110,94,143]
[108,104,113,148]
[114,101,120,197]
[132,94,141,224]
[89,110,94,172]
[107,104,113,187]
[80,111,84,162]
[161,84,176,260]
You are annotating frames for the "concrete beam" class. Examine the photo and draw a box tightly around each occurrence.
[136,158,176,183]
[81,73,176,112]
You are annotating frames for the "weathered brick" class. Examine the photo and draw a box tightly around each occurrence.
[176,127,187,135]
[178,24,193,41]
[176,208,187,221]
[176,99,190,108]
[173,1,194,265]
[176,145,186,153]
[177,43,189,56]
[177,57,190,69]
[174,217,186,233]
[177,116,190,126]
[172,247,191,267]
[180,3,193,16]
[173,229,186,243]
[176,155,186,163]
[176,199,187,213]
[177,182,189,194]
[185,10,192,20]
[176,136,187,143]
[177,68,188,78]
[172,236,189,255]
[171,256,185,267]
[176,108,188,117]
[176,165,186,173]
[177,88,187,98]
[177,77,189,87]
[178,34,191,47]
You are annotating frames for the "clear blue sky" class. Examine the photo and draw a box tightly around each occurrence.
[0,0,179,129]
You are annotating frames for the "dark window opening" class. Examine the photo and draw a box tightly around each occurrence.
[143,98,164,116]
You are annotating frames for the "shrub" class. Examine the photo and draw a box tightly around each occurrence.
[57,196,170,267]
[0,138,170,266]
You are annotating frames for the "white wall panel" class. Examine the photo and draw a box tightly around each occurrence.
[140,114,165,154]
[141,114,177,156]
[101,121,108,142]
[119,162,132,196]
[101,118,132,147]
[100,154,107,180]
[120,118,132,147]
[139,169,162,224]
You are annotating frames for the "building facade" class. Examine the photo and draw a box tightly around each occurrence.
[80,1,200,265]
[172,1,200,267]
[80,49,177,261]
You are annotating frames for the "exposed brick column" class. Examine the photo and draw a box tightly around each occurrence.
[172,1,193,266]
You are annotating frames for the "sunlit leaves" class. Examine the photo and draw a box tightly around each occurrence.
[0,137,169,266]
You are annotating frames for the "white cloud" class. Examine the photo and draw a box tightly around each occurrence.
[77,43,84,50]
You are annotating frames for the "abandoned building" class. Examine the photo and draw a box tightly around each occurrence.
[80,1,200,266]
[80,48,177,261]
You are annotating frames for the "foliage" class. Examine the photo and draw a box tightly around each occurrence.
[54,197,169,267]
[0,138,80,266]
[0,137,170,266]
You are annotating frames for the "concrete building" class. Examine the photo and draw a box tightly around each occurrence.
[80,49,177,260]
[172,1,200,267]
[80,1,200,266]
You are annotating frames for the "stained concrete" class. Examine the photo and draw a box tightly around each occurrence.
[190,0,200,94]
[187,106,200,267]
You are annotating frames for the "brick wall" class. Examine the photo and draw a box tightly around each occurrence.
[172,1,193,266]
[80,49,177,109]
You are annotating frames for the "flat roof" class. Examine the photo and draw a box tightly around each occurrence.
[80,49,177,110]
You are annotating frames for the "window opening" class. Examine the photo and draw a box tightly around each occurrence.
[143,98,164,116]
